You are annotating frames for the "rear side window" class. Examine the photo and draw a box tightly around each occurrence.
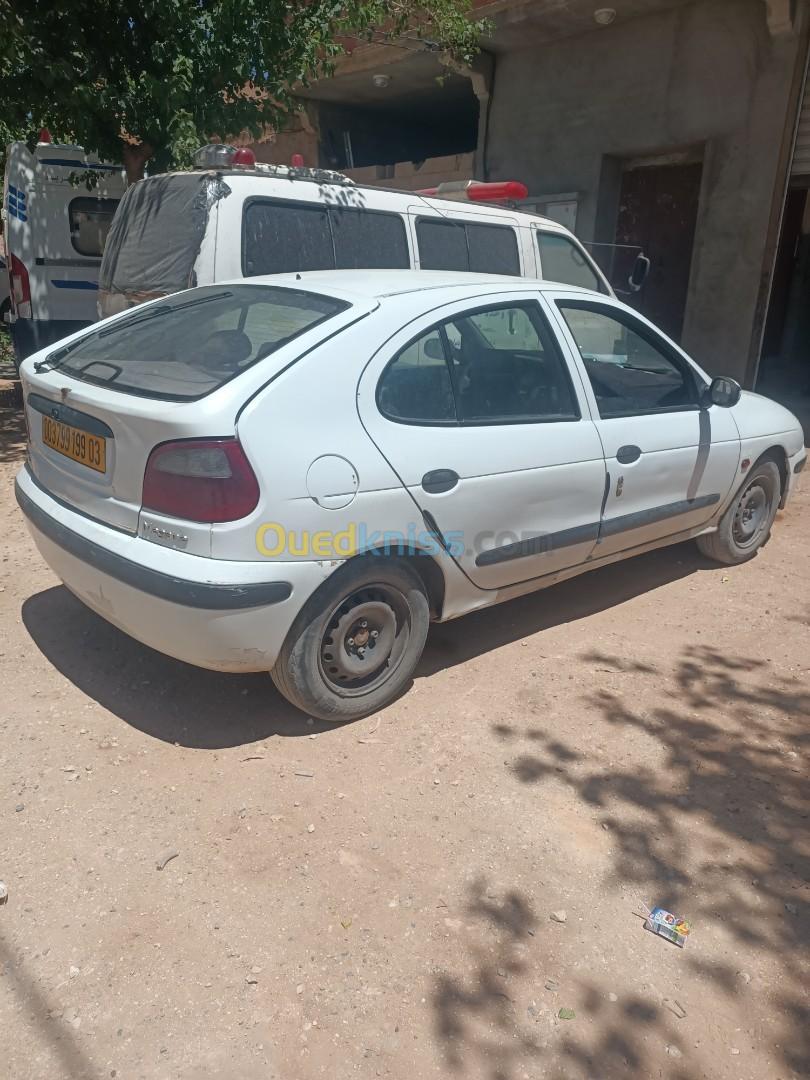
[69,197,120,257]
[417,218,520,276]
[536,231,604,292]
[47,284,349,401]
[243,200,409,276]
[377,301,579,425]
[377,328,455,423]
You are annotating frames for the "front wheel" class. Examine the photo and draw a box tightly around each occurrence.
[696,459,781,565]
[271,558,430,721]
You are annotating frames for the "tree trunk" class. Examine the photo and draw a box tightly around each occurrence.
[121,141,153,184]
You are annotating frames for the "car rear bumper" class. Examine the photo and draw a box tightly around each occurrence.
[15,466,336,672]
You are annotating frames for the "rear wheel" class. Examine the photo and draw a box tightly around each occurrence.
[271,558,430,721]
[696,459,781,565]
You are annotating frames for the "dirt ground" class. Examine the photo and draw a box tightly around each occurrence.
[1,383,808,1080]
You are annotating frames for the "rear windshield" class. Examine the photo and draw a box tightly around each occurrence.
[99,173,223,297]
[45,285,349,401]
[69,197,120,257]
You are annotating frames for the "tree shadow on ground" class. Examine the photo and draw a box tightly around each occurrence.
[0,405,26,464]
[431,878,705,1080]
[483,645,810,1078]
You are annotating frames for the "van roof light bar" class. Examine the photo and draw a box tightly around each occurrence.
[192,144,354,186]
[415,179,529,204]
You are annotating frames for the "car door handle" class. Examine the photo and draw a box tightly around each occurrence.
[616,445,642,464]
[421,469,459,494]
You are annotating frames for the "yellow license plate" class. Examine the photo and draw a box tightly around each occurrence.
[42,415,107,474]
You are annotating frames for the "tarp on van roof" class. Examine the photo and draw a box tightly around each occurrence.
[99,173,227,298]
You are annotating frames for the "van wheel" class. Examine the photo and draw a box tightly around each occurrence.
[271,558,430,722]
[696,459,781,565]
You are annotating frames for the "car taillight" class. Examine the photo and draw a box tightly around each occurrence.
[142,438,259,523]
[10,254,32,319]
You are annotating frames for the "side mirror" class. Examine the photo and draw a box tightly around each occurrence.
[628,253,650,293]
[704,375,742,409]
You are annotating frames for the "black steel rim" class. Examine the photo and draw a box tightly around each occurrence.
[318,583,412,697]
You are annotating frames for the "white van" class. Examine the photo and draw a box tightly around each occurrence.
[2,138,126,363]
[99,144,640,318]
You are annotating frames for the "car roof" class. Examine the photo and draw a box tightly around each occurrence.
[239,269,602,302]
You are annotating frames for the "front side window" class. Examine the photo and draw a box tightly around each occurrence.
[243,200,410,276]
[377,302,579,425]
[48,284,349,401]
[537,231,603,292]
[69,197,120,257]
[557,301,697,417]
[417,218,520,276]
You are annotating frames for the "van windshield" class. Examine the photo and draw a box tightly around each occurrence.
[45,285,349,401]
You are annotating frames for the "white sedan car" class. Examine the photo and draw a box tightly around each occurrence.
[15,271,806,720]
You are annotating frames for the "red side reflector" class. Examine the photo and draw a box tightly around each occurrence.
[414,179,529,204]
[143,438,260,523]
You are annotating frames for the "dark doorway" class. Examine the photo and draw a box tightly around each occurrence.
[757,185,810,401]
[761,188,807,358]
[615,161,703,341]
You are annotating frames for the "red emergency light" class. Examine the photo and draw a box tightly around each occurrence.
[415,179,528,204]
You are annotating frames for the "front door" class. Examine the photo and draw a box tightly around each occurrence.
[548,295,740,558]
[357,294,607,590]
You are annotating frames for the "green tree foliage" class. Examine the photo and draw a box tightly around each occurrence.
[0,0,484,181]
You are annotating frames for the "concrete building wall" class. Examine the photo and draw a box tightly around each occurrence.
[486,0,803,382]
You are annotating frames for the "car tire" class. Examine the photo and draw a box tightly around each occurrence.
[696,458,781,565]
[271,557,430,722]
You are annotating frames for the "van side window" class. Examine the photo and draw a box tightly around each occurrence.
[415,219,468,272]
[417,218,520,276]
[243,201,410,276]
[244,202,333,274]
[467,223,520,275]
[331,208,409,270]
[536,231,603,292]
[69,198,120,258]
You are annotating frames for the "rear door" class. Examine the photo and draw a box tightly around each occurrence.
[357,292,607,590]
[546,293,740,557]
